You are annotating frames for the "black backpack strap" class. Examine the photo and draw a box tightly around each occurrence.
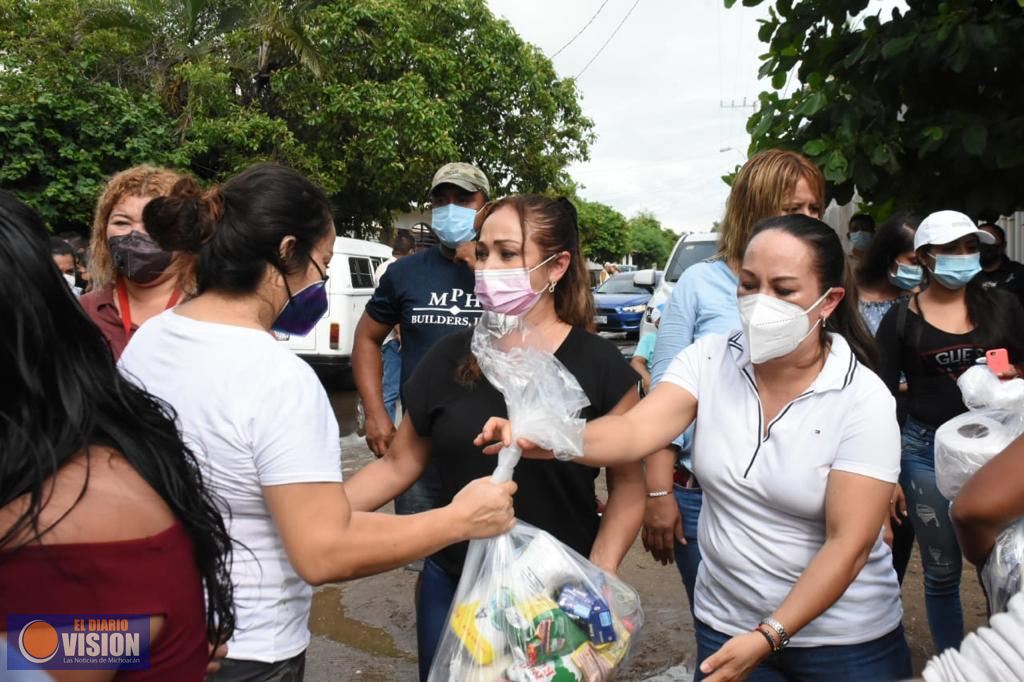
[896,296,909,345]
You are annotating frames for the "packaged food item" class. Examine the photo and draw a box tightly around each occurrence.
[505,657,583,682]
[556,584,616,645]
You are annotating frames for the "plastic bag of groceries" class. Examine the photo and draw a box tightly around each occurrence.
[427,312,645,681]
[982,518,1024,615]
[935,409,1024,500]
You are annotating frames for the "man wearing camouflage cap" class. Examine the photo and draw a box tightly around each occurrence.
[352,161,488,511]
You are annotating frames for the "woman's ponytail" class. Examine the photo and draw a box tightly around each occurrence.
[143,178,223,254]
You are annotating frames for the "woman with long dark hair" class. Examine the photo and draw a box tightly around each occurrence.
[121,163,516,680]
[855,213,922,335]
[482,214,912,681]
[876,210,1024,653]
[345,194,646,681]
[0,190,235,679]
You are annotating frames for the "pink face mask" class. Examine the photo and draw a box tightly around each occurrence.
[474,254,558,316]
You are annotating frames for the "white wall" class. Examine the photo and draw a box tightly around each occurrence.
[998,212,1024,262]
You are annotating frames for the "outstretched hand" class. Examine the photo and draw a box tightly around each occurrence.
[474,417,555,459]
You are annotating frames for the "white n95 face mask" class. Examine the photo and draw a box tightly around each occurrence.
[738,288,832,364]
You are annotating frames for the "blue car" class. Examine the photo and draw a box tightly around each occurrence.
[593,271,661,337]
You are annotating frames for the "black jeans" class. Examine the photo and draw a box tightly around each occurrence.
[208,651,306,682]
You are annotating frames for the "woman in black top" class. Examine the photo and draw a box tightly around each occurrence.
[876,210,1024,654]
[346,195,646,681]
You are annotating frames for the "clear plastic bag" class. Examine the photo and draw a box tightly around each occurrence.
[935,409,1024,500]
[957,365,1024,411]
[470,311,590,478]
[428,522,645,681]
[427,313,644,681]
[982,518,1024,615]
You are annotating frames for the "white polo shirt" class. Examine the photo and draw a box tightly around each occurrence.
[662,331,903,646]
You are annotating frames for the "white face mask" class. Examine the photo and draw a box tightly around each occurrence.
[738,288,832,364]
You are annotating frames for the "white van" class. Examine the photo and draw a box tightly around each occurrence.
[275,236,392,382]
[634,232,720,341]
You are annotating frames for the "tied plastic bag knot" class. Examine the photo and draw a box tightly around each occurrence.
[471,312,589,465]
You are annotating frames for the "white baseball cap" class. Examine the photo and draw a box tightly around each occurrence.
[914,210,995,250]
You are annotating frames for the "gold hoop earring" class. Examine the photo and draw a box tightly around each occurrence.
[547,280,557,293]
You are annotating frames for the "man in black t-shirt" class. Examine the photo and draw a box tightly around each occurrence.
[352,162,489,517]
[978,222,1024,308]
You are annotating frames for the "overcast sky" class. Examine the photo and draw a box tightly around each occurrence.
[487,0,904,233]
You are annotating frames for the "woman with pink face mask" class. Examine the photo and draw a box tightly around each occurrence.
[345,195,647,681]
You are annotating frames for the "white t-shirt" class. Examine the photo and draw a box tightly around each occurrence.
[662,331,903,646]
[119,310,342,663]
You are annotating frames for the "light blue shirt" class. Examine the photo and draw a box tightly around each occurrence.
[632,331,658,366]
[650,258,740,453]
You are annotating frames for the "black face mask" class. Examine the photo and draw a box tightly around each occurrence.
[108,231,172,284]
[980,244,1002,269]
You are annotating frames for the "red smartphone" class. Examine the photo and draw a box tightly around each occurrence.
[986,348,1011,375]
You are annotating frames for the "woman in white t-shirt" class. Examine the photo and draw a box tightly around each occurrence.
[480,214,911,681]
[119,163,516,680]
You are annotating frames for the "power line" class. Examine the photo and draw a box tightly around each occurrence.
[551,0,612,58]
[575,0,642,80]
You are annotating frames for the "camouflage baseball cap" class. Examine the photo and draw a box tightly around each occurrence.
[430,162,490,198]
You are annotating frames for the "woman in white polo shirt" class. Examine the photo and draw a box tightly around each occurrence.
[480,214,910,681]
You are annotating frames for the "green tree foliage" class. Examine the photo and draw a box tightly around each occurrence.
[729,0,1024,220]
[576,198,629,264]
[0,0,594,235]
[0,1,185,231]
[626,211,675,269]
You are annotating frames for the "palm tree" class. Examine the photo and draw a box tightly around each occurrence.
[79,0,324,136]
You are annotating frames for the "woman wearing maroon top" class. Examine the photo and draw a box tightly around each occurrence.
[80,165,194,359]
[0,190,235,679]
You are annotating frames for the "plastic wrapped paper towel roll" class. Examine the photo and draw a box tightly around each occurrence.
[935,412,1019,501]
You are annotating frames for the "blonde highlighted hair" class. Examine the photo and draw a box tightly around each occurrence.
[717,149,825,265]
[87,165,195,291]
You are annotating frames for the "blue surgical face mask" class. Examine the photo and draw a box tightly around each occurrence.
[931,253,982,290]
[431,204,478,248]
[888,263,922,291]
[849,230,873,251]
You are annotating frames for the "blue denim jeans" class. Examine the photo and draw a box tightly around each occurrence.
[415,557,458,682]
[900,416,964,652]
[694,620,911,681]
[671,483,703,617]
[381,338,401,423]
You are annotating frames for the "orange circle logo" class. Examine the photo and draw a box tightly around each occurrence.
[19,620,59,664]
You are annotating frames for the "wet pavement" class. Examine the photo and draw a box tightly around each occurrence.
[303,335,988,680]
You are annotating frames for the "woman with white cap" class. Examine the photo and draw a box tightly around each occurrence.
[876,210,1024,653]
